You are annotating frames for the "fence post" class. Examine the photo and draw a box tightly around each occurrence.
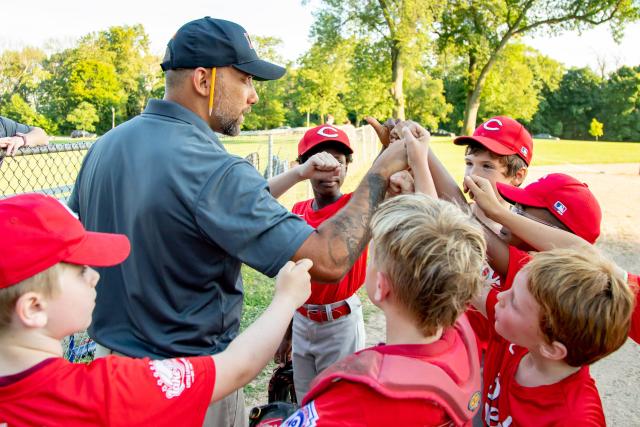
[267,134,273,178]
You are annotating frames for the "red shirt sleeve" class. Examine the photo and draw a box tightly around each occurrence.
[98,355,215,426]
[503,246,532,291]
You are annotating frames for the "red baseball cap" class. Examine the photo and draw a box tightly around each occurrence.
[298,125,353,158]
[0,193,131,289]
[454,116,533,165]
[496,174,602,244]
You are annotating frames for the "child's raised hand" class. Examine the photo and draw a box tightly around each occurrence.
[299,152,341,180]
[400,127,429,172]
[274,259,313,308]
[365,116,397,147]
[463,175,507,220]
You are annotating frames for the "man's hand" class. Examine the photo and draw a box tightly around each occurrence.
[371,134,408,177]
[298,151,341,181]
[463,175,508,221]
[365,117,397,148]
[388,170,415,197]
[274,259,313,308]
[0,136,26,156]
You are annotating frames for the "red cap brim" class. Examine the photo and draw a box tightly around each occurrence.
[64,232,131,267]
[496,182,546,208]
[453,136,517,156]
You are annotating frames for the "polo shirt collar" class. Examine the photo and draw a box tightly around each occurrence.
[143,99,223,149]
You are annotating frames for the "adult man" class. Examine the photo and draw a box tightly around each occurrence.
[0,116,49,166]
[68,17,407,427]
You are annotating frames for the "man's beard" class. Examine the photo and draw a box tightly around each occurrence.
[214,105,250,137]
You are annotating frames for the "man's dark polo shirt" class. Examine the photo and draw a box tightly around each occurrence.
[68,99,314,358]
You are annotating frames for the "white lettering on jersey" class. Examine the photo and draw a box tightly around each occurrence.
[149,357,195,399]
[283,401,320,427]
[485,371,515,426]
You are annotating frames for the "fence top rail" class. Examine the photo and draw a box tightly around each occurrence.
[1,141,95,158]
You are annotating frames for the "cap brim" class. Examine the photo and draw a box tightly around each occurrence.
[64,232,131,267]
[453,136,516,157]
[496,182,546,208]
[234,60,286,81]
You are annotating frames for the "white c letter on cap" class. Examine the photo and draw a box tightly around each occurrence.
[317,126,339,138]
[483,118,503,131]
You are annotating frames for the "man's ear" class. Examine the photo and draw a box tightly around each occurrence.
[511,166,528,187]
[14,292,48,328]
[539,340,568,361]
[373,271,392,304]
[191,67,210,97]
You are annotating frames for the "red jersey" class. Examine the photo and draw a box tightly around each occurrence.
[0,355,215,427]
[482,293,605,426]
[292,193,368,304]
[283,324,482,426]
[628,272,640,343]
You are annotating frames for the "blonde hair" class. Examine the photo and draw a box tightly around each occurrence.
[0,263,62,328]
[370,194,486,336]
[526,249,634,366]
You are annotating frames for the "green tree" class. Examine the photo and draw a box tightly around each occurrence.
[438,0,639,135]
[530,68,602,139]
[295,39,353,124]
[309,0,444,119]
[598,65,640,141]
[405,69,452,130]
[66,102,99,132]
[0,94,57,134]
[589,118,604,141]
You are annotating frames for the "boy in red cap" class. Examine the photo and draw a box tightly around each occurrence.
[0,193,312,426]
[464,173,640,345]
[280,124,369,402]
[283,194,486,427]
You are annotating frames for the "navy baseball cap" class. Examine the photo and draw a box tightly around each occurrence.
[160,17,286,81]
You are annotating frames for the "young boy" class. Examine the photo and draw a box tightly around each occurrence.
[282,193,487,427]
[286,124,369,402]
[464,172,602,291]
[0,193,312,426]
[474,248,633,425]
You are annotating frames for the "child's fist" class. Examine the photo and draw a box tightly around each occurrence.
[274,259,313,308]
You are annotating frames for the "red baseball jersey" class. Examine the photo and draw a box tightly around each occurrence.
[482,292,605,426]
[467,247,531,356]
[628,272,640,344]
[292,193,368,304]
[0,355,215,426]
[282,334,474,427]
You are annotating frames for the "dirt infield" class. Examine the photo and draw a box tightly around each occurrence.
[364,163,640,425]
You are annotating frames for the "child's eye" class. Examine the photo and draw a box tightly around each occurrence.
[465,161,472,167]
[483,164,495,169]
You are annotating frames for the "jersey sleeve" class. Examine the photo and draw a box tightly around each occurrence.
[97,355,215,426]
[502,246,532,291]
[0,115,32,137]
[195,159,314,277]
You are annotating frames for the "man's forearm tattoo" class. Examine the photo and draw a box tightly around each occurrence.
[328,172,387,268]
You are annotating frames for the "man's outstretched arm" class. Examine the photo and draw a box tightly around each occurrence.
[292,138,408,283]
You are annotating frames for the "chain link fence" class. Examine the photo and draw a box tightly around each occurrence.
[1,125,381,362]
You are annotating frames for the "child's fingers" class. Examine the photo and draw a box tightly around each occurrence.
[280,260,296,273]
[464,176,480,194]
[293,258,313,272]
